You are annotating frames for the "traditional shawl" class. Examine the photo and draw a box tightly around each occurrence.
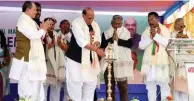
[103,26,134,81]
[169,31,190,93]
[46,31,65,85]
[72,17,101,87]
[73,17,101,75]
[16,13,47,81]
[141,23,170,82]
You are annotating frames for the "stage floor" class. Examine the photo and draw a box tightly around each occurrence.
[3,84,161,101]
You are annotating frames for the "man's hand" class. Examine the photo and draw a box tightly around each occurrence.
[43,33,49,44]
[93,41,100,47]
[57,34,62,46]
[187,50,193,54]
[113,29,118,41]
[131,52,137,61]
[45,33,49,38]
[96,48,105,57]
[150,28,156,38]
[1,56,9,67]
[48,41,55,49]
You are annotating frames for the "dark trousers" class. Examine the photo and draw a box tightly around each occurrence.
[117,80,128,101]
[93,89,97,101]
[104,64,116,101]
[104,64,129,101]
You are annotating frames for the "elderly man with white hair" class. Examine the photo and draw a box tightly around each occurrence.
[101,15,134,101]
[170,18,189,101]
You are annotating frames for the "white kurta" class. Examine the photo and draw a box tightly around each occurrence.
[70,16,101,82]
[66,16,101,101]
[9,13,47,101]
[9,13,47,81]
[139,23,170,83]
[139,23,171,101]
[44,30,69,101]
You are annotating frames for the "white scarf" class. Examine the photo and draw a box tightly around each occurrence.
[16,13,47,80]
[141,23,170,76]
[46,31,65,83]
[102,26,133,80]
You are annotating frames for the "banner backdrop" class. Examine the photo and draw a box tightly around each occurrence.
[0,11,148,83]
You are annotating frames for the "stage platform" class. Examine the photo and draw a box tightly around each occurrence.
[3,84,161,101]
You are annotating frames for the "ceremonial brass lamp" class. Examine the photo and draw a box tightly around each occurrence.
[104,43,116,101]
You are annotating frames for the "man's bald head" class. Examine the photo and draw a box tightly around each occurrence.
[125,17,137,37]
[82,7,94,25]
[174,18,185,32]
[82,7,94,15]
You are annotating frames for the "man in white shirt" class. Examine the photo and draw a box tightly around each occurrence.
[101,15,133,101]
[9,1,51,101]
[139,12,171,101]
[170,18,189,101]
[65,7,105,101]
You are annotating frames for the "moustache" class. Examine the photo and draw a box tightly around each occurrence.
[128,28,134,31]
[149,24,153,26]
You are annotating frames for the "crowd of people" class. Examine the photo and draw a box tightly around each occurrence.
[0,1,190,101]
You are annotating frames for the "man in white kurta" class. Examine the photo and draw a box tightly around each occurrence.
[57,19,70,101]
[65,7,105,101]
[9,1,51,101]
[139,12,171,101]
[170,18,189,101]
[43,18,67,101]
[44,19,69,101]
